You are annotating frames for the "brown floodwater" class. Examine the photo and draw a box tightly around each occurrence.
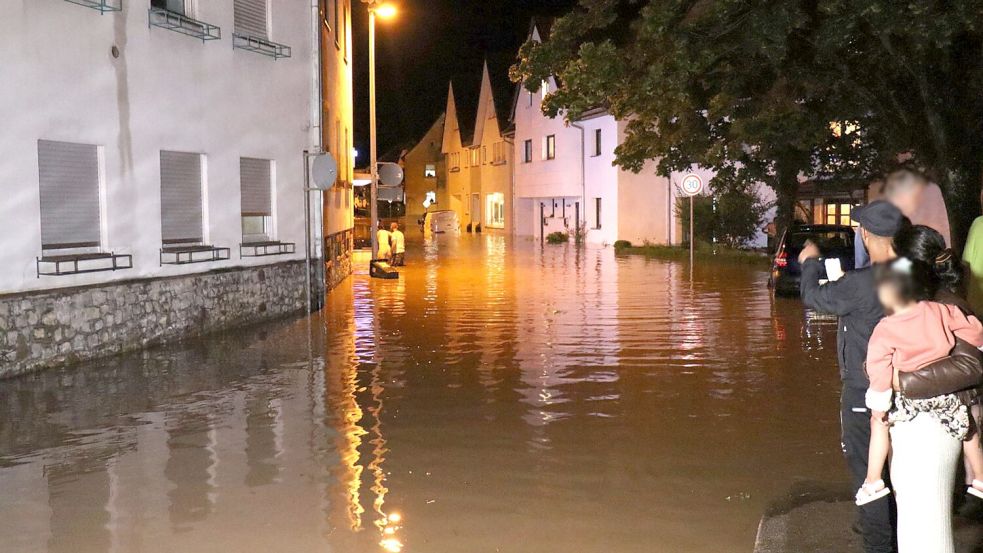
[0,235,848,553]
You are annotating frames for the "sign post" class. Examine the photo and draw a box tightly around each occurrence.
[680,173,704,270]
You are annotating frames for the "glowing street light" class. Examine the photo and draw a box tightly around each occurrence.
[374,3,397,19]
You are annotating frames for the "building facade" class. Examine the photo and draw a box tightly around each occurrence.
[405,64,513,235]
[0,0,354,376]
[402,115,445,227]
[512,20,774,248]
[511,22,677,246]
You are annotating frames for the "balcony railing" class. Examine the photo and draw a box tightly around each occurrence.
[63,0,121,13]
[159,244,231,265]
[36,251,133,277]
[149,8,221,42]
[240,241,296,257]
[232,34,292,60]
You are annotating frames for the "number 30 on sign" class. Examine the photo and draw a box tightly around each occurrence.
[681,173,703,196]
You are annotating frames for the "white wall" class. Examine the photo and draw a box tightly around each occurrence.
[579,115,619,245]
[512,79,583,202]
[0,0,325,294]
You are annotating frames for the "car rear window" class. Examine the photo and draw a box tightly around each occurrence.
[787,230,854,250]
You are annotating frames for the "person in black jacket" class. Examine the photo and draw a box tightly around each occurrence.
[799,200,905,553]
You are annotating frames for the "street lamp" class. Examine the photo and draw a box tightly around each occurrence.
[362,0,397,259]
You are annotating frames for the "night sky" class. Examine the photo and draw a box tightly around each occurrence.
[351,0,577,164]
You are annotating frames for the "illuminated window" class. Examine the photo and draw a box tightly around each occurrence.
[486,192,505,228]
[825,202,855,227]
[424,164,436,178]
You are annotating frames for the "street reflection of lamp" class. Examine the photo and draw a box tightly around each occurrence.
[361,0,398,258]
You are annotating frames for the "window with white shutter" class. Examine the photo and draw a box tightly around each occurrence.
[234,0,269,39]
[159,151,203,245]
[37,140,102,250]
[240,157,273,242]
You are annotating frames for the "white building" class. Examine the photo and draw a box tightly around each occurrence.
[0,0,354,376]
[512,20,774,248]
[511,21,677,246]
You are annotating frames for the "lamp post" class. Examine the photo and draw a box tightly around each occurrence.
[362,0,397,259]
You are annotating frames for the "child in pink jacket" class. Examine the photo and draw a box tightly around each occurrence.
[858,257,983,505]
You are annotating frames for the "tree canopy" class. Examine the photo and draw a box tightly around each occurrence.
[511,0,983,243]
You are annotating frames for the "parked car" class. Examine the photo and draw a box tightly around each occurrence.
[770,224,856,296]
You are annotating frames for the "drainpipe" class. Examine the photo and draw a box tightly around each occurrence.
[504,135,515,236]
[304,0,326,313]
[570,121,586,245]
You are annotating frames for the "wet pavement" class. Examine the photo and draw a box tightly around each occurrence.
[0,235,850,553]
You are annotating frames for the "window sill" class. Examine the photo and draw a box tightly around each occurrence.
[233,34,292,59]
[240,241,296,257]
[36,251,133,277]
[149,8,221,41]
[449,167,461,173]
[63,0,120,13]
[490,160,507,166]
[160,244,231,265]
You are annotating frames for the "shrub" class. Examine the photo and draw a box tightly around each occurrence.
[613,240,633,250]
[546,231,569,244]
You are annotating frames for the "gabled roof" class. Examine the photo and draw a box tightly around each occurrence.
[472,61,513,147]
[442,62,514,150]
[509,17,556,124]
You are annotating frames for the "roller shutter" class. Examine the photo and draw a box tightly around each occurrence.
[37,140,101,249]
[234,0,268,39]
[160,151,203,244]
[240,158,272,216]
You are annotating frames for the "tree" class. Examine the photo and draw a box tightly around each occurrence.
[676,171,772,248]
[813,1,983,244]
[511,0,983,244]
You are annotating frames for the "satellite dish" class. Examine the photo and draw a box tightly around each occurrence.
[311,153,338,190]
[378,162,404,187]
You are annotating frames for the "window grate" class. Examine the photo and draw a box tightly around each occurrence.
[232,34,291,59]
[62,0,121,14]
[149,8,222,41]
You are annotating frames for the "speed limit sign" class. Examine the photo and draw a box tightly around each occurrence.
[681,173,704,196]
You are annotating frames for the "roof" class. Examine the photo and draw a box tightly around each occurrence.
[509,17,556,124]
[450,72,481,146]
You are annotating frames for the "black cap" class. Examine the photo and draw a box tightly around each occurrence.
[851,200,905,237]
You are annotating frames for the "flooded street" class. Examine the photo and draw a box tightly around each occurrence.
[0,235,847,553]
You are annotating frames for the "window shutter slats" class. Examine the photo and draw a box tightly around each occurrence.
[37,140,101,249]
[234,0,268,38]
[240,158,272,216]
[160,151,203,244]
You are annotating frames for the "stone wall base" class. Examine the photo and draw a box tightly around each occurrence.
[0,260,308,378]
[325,228,354,291]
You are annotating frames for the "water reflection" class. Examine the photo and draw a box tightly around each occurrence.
[0,236,843,553]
